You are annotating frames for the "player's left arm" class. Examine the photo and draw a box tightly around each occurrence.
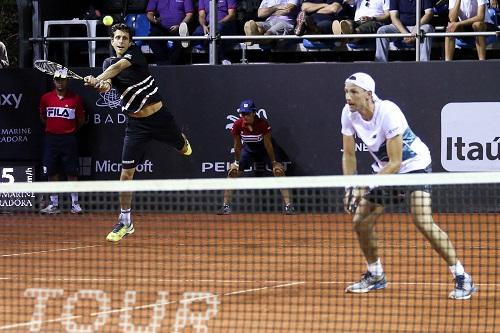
[263,133,277,162]
[96,58,130,83]
[263,133,284,174]
[233,135,242,162]
[378,134,403,174]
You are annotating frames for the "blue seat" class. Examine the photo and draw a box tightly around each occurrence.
[125,14,173,49]
[124,14,146,46]
[346,40,375,51]
[124,14,137,30]
[302,38,336,50]
[456,8,498,49]
[134,14,151,47]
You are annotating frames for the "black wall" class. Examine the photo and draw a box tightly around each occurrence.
[1,61,500,181]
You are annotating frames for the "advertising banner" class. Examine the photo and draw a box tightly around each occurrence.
[441,102,500,171]
[0,69,46,161]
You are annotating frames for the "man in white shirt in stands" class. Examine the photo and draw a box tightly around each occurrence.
[445,0,497,60]
[243,0,300,45]
[332,0,390,42]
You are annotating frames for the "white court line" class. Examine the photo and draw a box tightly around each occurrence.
[0,245,103,257]
[224,282,305,296]
[0,276,497,287]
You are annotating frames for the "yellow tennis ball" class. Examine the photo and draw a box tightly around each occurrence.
[103,15,113,26]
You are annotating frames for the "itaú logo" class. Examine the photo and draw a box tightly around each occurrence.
[441,102,500,171]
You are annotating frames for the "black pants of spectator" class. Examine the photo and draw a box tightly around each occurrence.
[350,20,384,46]
[314,19,335,34]
[355,20,384,34]
[149,24,188,65]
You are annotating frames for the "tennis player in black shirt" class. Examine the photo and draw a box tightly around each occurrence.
[84,23,192,242]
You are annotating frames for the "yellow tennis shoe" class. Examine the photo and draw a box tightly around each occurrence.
[106,221,134,242]
[181,133,192,156]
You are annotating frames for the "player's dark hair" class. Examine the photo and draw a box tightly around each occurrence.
[111,23,133,39]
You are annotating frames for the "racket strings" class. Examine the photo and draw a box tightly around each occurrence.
[34,60,82,80]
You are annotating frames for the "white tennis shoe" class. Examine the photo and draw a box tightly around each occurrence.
[71,202,83,214]
[40,204,60,214]
[179,22,189,48]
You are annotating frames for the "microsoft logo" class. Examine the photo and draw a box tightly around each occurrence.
[79,157,92,177]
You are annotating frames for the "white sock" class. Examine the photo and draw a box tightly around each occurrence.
[120,209,131,226]
[367,258,384,277]
[449,260,465,278]
[71,193,78,205]
[50,195,59,206]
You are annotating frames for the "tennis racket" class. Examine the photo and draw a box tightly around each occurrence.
[34,60,83,80]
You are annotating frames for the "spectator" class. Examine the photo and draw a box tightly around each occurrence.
[294,0,344,36]
[445,0,497,61]
[0,41,8,68]
[192,0,238,63]
[39,68,85,215]
[375,0,434,62]
[331,0,390,43]
[218,99,295,215]
[243,0,300,45]
[146,0,194,65]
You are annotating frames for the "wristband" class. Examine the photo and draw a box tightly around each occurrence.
[233,161,239,166]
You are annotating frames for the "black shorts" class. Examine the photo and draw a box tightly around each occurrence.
[364,165,432,206]
[239,145,273,176]
[122,106,184,169]
[43,133,79,177]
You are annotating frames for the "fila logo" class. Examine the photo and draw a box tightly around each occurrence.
[46,107,75,119]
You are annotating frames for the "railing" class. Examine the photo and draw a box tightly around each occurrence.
[30,30,500,64]
[29,0,500,66]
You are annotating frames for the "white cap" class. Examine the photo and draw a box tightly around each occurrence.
[53,68,68,79]
[345,72,375,92]
[345,72,379,101]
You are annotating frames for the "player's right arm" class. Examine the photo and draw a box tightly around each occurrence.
[84,58,131,91]
[227,135,242,177]
[342,134,357,175]
[342,134,361,213]
[233,135,242,162]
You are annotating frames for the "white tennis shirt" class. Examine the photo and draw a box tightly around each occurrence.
[341,99,431,173]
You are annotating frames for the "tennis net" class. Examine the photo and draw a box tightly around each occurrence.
[0,172,498,332]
